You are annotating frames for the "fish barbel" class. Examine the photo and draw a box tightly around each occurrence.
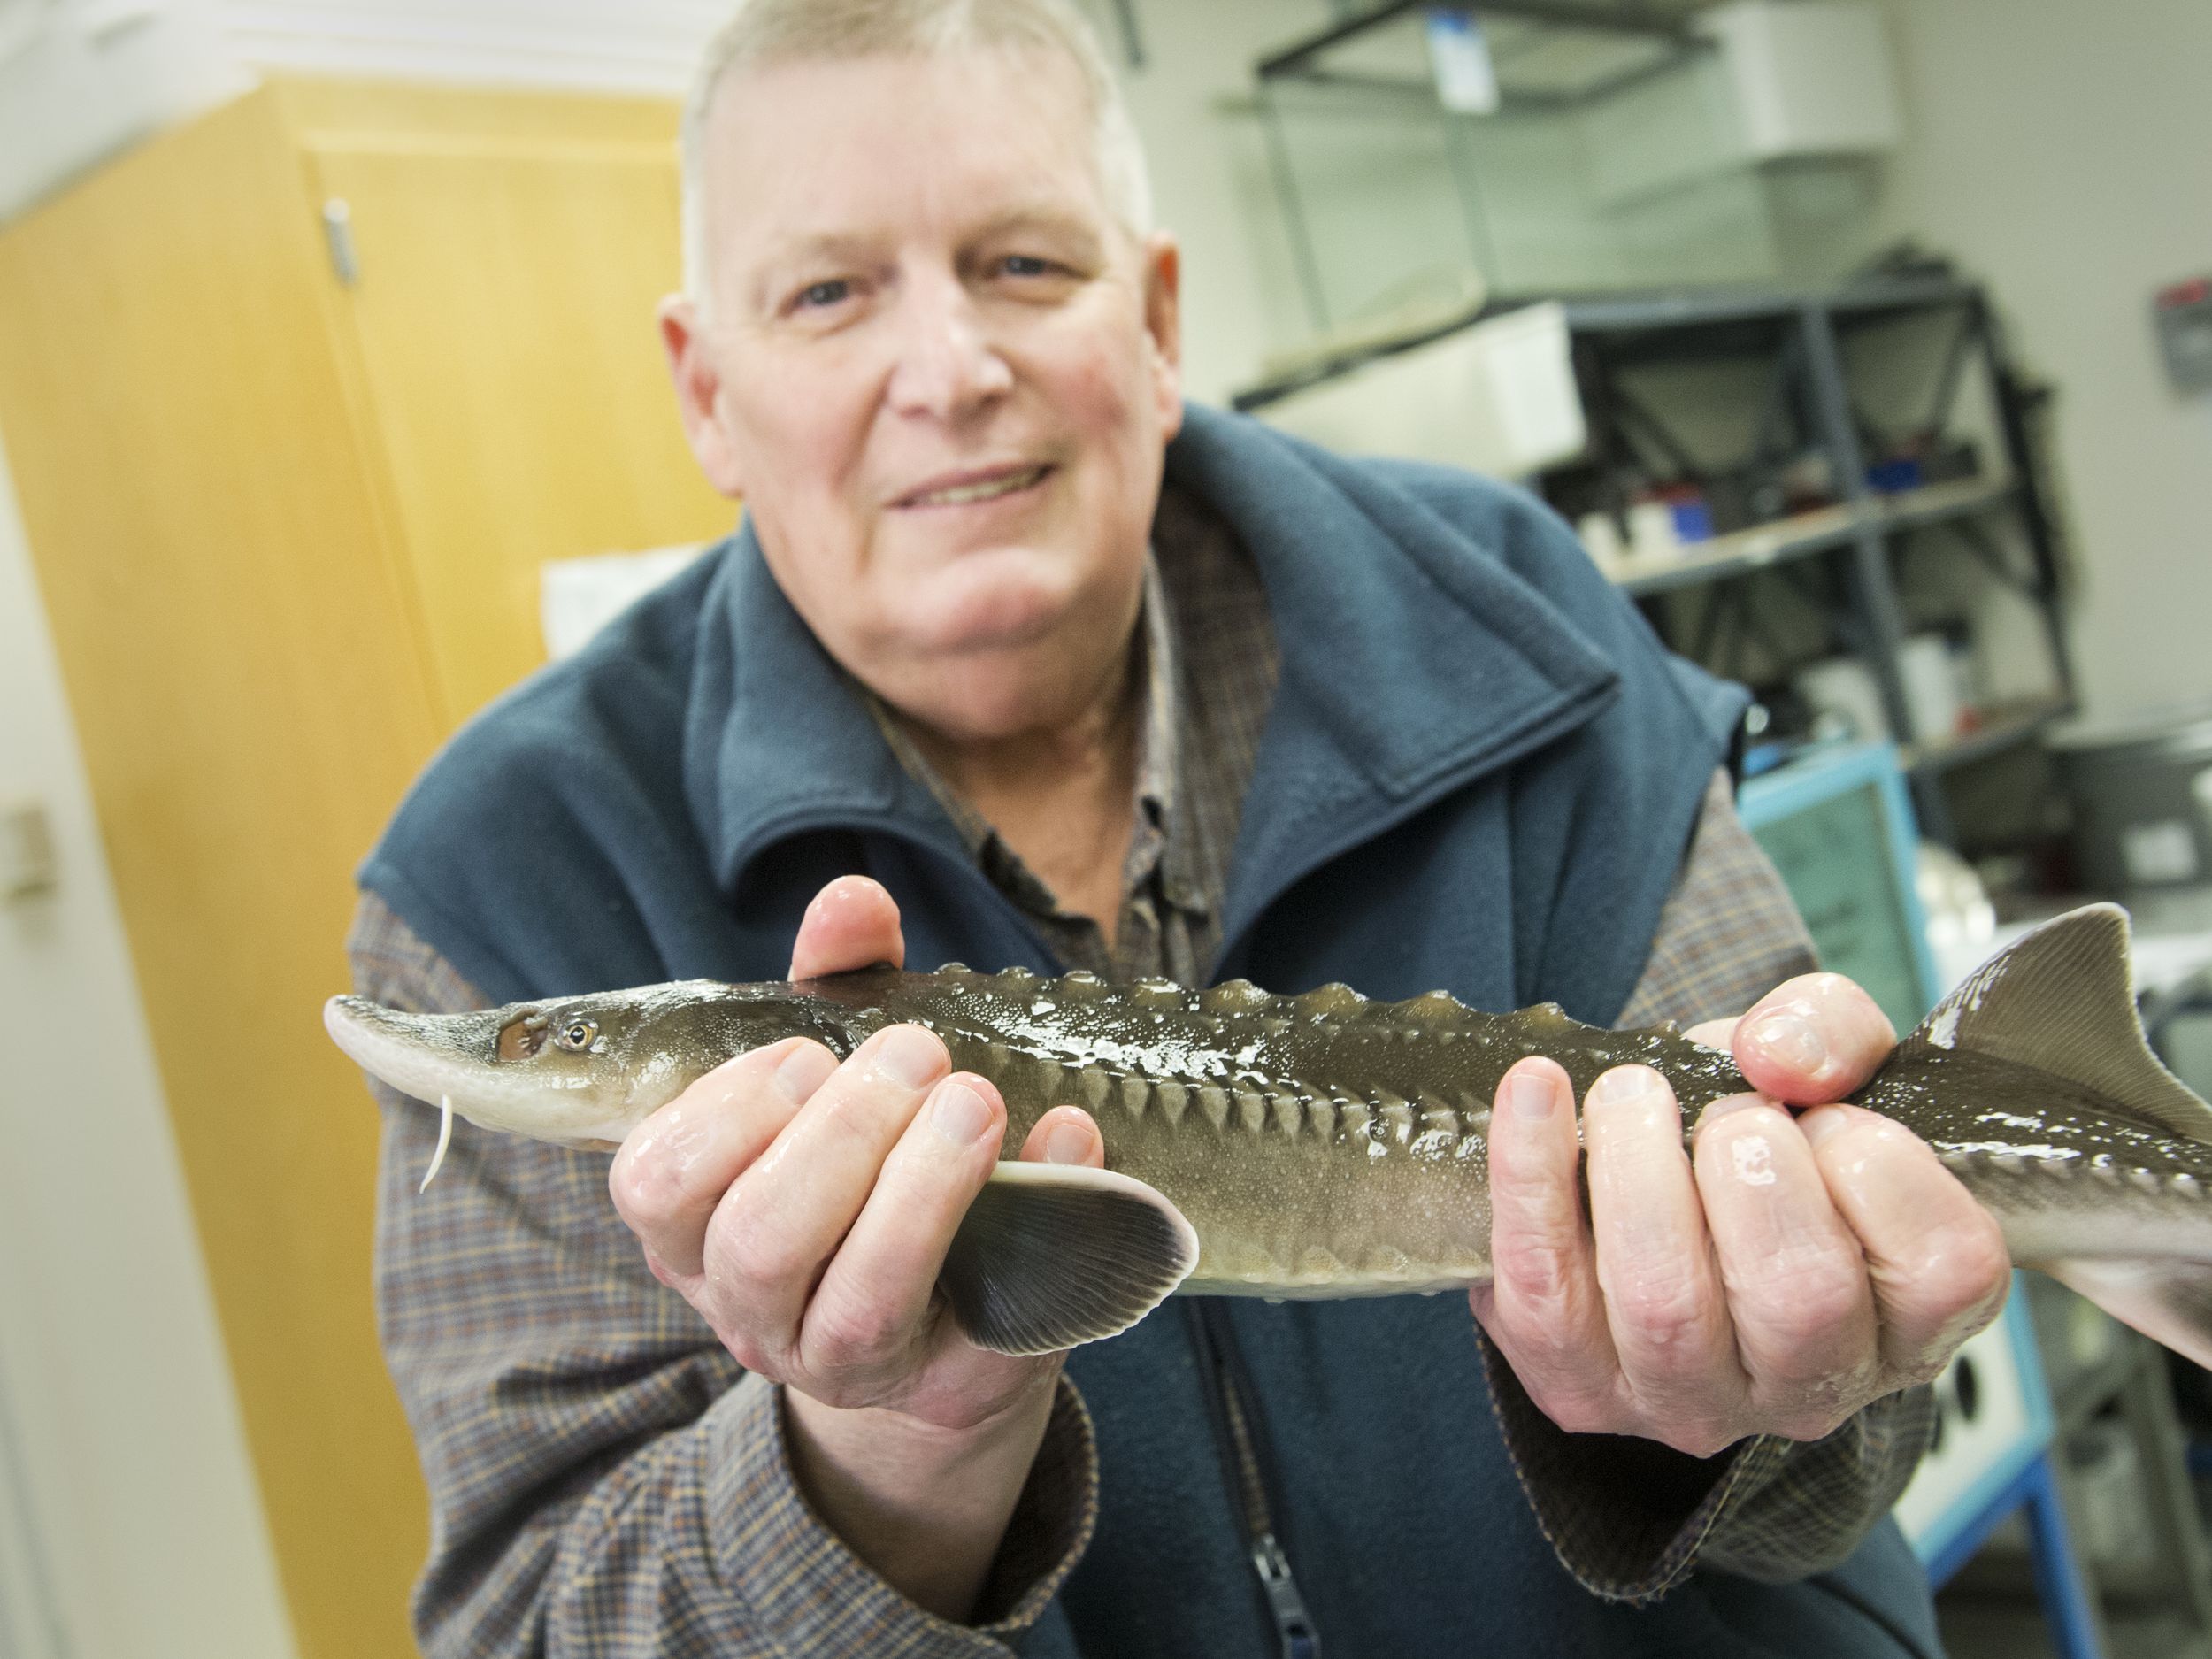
[326,903,2212,1364]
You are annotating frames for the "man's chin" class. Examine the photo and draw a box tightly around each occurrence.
[900,549,1094,655]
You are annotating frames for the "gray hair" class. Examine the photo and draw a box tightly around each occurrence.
[678,0,1153,311]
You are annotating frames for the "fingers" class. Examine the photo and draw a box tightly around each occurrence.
[1585,1066,1744,1449]
[805,1101,1106,1383]
[1017,1105,1108,1168]
[1732,972,1897,1106]
[1693,1097,1878,1432]
[610,1037,838,1277]
[804,1071,1008,1369]
[1798,1102,2011,1377]
[790,876,905,979]
[703,1024,950,1354]
[1474,1059,1619,1431]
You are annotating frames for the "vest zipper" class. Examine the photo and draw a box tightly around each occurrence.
[1187,1302,1321,1659]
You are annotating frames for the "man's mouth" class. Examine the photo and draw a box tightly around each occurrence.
[898,464,1051,509]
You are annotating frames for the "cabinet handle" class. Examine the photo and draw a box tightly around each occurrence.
[321,198,359,288]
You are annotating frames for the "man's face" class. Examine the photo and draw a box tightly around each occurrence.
[663,47,1183,741]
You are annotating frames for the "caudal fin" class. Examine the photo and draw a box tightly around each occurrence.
[940,1164,1199,1356]
[1924,906,2212,1363]
[1903,903,2212,1142]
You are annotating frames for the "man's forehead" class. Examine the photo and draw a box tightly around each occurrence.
[698,51,1115,268]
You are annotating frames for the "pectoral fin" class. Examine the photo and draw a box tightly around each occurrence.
[2044,1258,2212,1371]
[941,1164,1199,1356]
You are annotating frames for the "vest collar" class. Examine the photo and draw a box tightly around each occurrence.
[686,404,1621,916]
[1161,406,1621,949]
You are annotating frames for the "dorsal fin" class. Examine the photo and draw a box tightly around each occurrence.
[1903,903,2212,1142]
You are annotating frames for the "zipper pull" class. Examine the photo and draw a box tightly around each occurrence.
[1251,1532,1320,1659]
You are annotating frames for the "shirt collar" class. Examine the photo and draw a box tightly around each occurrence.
[856,550,1194,918]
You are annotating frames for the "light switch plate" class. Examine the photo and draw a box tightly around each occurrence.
[2155,277,2212,393]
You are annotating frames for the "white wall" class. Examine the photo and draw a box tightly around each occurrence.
[1867,0,2212,725]
[0,2,250,222]
[0,443,296,1656]
[1094,0,1333,402]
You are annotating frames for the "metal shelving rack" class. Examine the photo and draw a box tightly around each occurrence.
[1234,278,2079,849]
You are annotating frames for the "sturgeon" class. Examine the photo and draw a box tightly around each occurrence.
[326,903,2212,1365]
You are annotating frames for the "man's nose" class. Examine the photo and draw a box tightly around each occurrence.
[883,275,1014,419]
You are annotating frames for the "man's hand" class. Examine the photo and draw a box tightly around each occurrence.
[1471,972,2011,1458]
[604,874,1103,1619]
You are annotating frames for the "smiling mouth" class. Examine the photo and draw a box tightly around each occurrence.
[900,465,1051,509]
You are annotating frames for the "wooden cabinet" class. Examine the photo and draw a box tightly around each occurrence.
[0,76,734,1659]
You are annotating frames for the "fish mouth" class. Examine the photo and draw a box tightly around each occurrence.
[324,995,516,1111]
[323,995,625,1133]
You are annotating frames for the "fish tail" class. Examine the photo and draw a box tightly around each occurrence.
[1910,904,2212,1366]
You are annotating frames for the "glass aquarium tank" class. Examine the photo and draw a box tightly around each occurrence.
[1252,1,1896,344]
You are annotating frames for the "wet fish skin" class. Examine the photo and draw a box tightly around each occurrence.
[327,965,1753,1295]
[325,905,2212,1362]
[794,965,1758,1298]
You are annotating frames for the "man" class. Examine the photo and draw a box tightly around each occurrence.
[349,1,2010,1652]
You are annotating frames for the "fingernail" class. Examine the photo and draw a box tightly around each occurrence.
[1509,1070,1555,1120]
[1747,1013,1826,1076]
[1696,1094,1762,1131]
[773,1042,835,1102]
[1799,1106,1848,1148]
[930,1079,992,1144]
[872,1026,942,1088]
[1045,1118,1094,1164]
[1588,1065,1661,1109]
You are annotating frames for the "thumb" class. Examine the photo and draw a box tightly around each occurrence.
[788,875,905,979]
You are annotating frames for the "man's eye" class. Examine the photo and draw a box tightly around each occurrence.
[795,279,851,310]
[1001,255,1054,279]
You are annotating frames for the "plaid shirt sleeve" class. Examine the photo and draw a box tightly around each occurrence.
[349,893,1098,1656]
[1478,770,1935,1601]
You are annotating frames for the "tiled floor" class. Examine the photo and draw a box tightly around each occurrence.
[1939,1592,2212,1659]
[1934,1477,2212,1659]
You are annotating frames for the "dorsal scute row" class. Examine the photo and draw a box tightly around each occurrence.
[938,966,1510,1038]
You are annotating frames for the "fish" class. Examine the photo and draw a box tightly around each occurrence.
[325,902,2212,1366]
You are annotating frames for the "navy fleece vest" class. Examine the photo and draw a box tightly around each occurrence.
[364,404,1939,1658]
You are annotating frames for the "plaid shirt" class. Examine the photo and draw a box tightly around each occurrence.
[350,480,1930,1653]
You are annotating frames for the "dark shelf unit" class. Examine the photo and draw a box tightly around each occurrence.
[1233,280,2078,848]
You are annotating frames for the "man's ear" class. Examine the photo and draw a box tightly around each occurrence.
[1141,233,1183,438]
[658,294,748,499]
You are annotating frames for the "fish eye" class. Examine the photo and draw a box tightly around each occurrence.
[555,1018,598,1052]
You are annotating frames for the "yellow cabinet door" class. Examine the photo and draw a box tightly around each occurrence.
[303,108,737,726]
